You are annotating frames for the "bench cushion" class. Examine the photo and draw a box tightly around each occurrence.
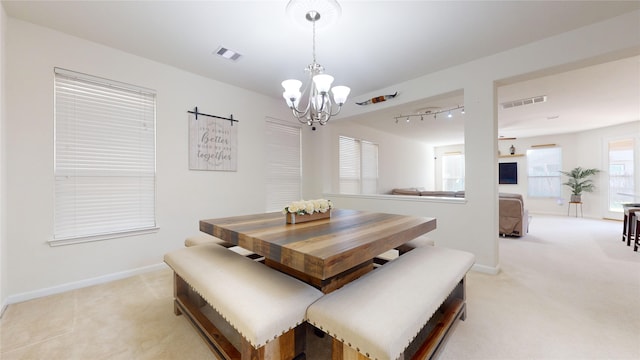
[307,246,475,360]
[402,234,435,249]
[184,233,258,257]
[164,244,323,348]
[184,233,231,247]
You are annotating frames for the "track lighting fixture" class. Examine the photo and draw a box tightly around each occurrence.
[394,104,464,124]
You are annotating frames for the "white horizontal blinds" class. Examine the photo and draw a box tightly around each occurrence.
[339,136,360,194]
[360,140,378,194]
[265,119,301,212]
[339,136,379,194]
[54,68,156,242]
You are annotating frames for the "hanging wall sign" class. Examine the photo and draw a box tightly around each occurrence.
[188,108,238,171]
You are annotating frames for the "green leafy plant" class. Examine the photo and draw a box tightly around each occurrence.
[559,167,601,196]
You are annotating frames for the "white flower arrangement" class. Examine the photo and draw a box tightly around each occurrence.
[282,199,333,215]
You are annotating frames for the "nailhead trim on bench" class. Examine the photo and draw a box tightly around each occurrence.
[307,246,475,360]
[165,243,323,349]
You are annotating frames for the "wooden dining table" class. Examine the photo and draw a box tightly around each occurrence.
[200,208,437,293]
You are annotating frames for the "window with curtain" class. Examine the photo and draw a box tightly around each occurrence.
[339,136,378,194]
[527,147,562,198]
[53,68,157,245]
[442,153,465,191]
[265,119,301,212]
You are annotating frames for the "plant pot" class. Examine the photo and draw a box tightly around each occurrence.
[286,210,331,224]
[570,194,582,203]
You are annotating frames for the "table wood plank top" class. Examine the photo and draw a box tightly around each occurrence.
[200,209,437,284]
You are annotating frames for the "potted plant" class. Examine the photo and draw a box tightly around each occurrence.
[559,167,601,203]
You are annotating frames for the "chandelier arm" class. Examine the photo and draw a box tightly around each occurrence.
[329,104,344,117]
[290,99,312,117]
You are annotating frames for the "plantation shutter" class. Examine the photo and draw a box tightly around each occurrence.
[53,68,157,244]
[265,119,301,212]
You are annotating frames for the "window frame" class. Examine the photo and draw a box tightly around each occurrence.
[339,135,379,195]
[526,147,562,198]
[53,68,158,246]
[442,153,465,191]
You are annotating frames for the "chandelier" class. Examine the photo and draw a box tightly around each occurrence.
[281,0,350,127]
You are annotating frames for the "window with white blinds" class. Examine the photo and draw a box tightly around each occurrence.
[527,147,562,198]
[53,68,157,245]
[265,119,301,212]
[339,136,378,194]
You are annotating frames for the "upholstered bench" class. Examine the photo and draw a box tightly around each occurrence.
[164,244,324,360]
[307,246,475,360]
[184,233,233,247]
[396,234,435,255]
[375,235,434,265]
[184,233,261,259]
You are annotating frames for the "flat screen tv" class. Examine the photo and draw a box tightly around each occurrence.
[499,162,518,184]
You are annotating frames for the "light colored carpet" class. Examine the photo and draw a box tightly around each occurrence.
[440,215,640,360]
[1,215,638,359]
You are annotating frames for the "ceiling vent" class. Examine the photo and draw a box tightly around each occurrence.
[214,46,242,61]
[501,95,547,109]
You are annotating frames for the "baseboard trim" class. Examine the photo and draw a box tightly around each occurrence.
[472,263,500,275]
[5,262,168,306]
[0,299,7,319]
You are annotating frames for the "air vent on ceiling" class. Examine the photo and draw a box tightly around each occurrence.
[501,95,547,109]
[214,46,242,61]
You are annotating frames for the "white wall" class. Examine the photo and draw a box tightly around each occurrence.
[4,9,639,302]
[1,3,8,313]
[4,18,291,301]
[325,120,434,194]
[318,10,640,274]
[498,121,640,218]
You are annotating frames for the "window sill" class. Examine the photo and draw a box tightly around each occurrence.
[49,227,159,247]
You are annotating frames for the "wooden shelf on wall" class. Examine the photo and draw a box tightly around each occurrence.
[499,154,524,158]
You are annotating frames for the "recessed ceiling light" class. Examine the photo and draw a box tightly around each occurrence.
[214,46,242,61]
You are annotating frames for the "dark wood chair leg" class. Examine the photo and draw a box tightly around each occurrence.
[623,212,629,242]
[627,211,637,246]
[634,218,640,252]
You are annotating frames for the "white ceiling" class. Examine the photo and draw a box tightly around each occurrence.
[3,0,639,143]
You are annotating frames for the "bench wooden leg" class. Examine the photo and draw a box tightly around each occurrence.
[331,339,369,360]
[322,277,468,360]
[173,271,306,360]
[241,328,303,360]
[174,272,189,316]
